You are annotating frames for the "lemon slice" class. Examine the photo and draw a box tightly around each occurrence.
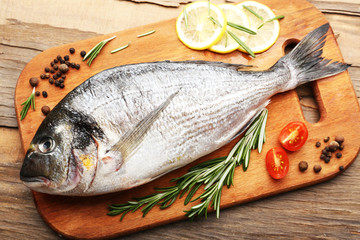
[237,1,280,53]
[209,4,250,54]
[176,1,227,50]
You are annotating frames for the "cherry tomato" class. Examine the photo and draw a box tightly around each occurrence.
[279,121,308,151]
[266,147,289,179]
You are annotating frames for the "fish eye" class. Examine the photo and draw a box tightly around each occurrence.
[38,137,55,153]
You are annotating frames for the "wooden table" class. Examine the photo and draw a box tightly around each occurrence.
[1,0,359,239]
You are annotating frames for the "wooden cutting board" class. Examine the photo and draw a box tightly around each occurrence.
[14,0,360,239]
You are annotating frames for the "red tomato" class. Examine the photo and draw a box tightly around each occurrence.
[266,147,289,179]
[279,121,308,151]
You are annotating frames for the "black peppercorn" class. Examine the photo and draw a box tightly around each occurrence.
[54,58,59,63]
[329,141,339,152]
[80,50,86,57]
[322,149,328,155]
[53,64,59,70]
[59,79,64,83]
[60,83,65,88]
[49,78,54,84]
[62,75,66,80]
[42,91,48,98]
[325,146,330,151]
[326,151,332,158]
[50,69,55,73]
[50,61,55,67]
[324,136,330,143]
[64,55,70,61]
[60,58,65,64]
[41,106,51,115]
[40,73,46,79]
[59,64,69,73]
[56,71,62,77]
[29,77,39,87]
[324,157,330,163]
[35,91,41,97]
[45,67,50,72]
[320,154,326,160]
[55,80,60,87]
[314,165,322,173]
[335,135,344,144]
[69,48,75,54]
[57,55,62,61]
[298,161,308,172]
[53,74,58,80]
[65,61,70,66]
[70,62,76,68]
[339,166,344,171]
[315,141,321,147]
[75,64,80,70]
[339,144,344,151]
[336,153,342,158]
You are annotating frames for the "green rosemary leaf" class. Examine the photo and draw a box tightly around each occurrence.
[184,9,189,30]
[208,16,222,28]
[137,30,156,38]
[243,5,263,21]
[83,36,116,66]
[227,22,256,35]
[258,15,284,29]
[111,42,131,54]
[20,87,35,121]
[227,30,255,58]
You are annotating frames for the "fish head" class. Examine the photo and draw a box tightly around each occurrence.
[20,118,78,194]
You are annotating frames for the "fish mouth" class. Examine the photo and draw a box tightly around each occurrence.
[20,175,51,188]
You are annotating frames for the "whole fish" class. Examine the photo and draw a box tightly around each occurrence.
[20,24,349,196]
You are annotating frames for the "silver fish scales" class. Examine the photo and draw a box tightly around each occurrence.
[20,23,349,196]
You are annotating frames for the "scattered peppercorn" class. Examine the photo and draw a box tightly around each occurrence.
[53,74,58,80]
[49,78,54,84]
[70,62,76,68]
[336,152,342,158]
[42,91,48,98]
[55,80,60,87]
[50,61,55,67]
[335,135,344,144]
[320,154,326,160]
[322,149,328,155]
[59,64,69,73]
[45,67,50,72]
[315,141,321,147]
[60,58,65,64]
[69,48,75,54]
[50,69,55,73]
[326,151,332,158]
[298,161,308,172]
[75,64,80,70]
[54,58,59,63]
[59,79,64,84]
[313,165,322,173]
[324,157,330,163]
[65,61,70,67]
[61,75,66,80]
[80,50,86,58]
[53,64,59,70]
[41,105,51,115]
[324,136,330,143]
[60,83,65,88]
[64,55,70,61]
[339,144,344,151]
[45,73,50,79]
[40,73,46,79]
[325,146,330,151]
[339,166,344,171]
[329,141,339,152]
[56,71,62,77]
[35,91,41,97]
[57,55,62,61]
[29,77,39,87]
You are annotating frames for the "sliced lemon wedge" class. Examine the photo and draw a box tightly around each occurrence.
[209,4,250,54]
[176,1,227,50]
[237,1,280,54]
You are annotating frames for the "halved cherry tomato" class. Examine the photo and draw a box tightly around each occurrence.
[266,147,289,179]
[279,121,308,151]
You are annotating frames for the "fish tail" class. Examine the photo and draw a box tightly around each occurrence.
[277,23,350,87]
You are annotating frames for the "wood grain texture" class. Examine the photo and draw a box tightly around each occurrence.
[1,0,360,239]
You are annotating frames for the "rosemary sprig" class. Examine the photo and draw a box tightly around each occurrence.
[83,36,116,66]
[111,42,131,54]
[227,22,256,35]
[257,15,284,29]
[243,5,263,21]
[20,87,36,120]
[137,30,156,38]
[108,109,268,220]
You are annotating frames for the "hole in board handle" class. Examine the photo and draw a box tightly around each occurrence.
[283,39,320,123]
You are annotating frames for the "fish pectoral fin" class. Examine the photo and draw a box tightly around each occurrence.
[110,90,180,160]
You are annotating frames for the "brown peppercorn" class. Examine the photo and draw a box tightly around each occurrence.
[50,69,55,73]
[313,165,322,173]
[298,161,308,172]
[57,55,62,61]
[60,83,65,88]
[41,106,51,115]
[53,74,58,80]
[321,149,328,155]
[315,141,321,147]
[54,58,59,63]
[329,141,339,152]
[339,144,344,151]
[50,61,55,67]
[80,50,86,57]
[29,77,39,87]
[336,152,342,158]
[49,78,54,84]
[40,73,46,79]
[61,75,66,80]
[35,91,41,96]
[320,154,326,160]
[53,64,59,70]
[59,64,69,73]
[42,91,48,98]
[70,62,76,68]
[324,136,330,143]
[339,166,344,171]
[60,59,65,64]
[64,55,70,61]
[326,151,332,158]
[324,157,330,163]
[75,64,80,70]
[69,48,75,54]
[59,79,64,84]
[335,135,344,144]
[45,73,50,79]
[65,61,70,66]
[56,71,62,77]
[45,67,50,72]
[55,80,60,87]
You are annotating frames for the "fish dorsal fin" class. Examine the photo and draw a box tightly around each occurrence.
[109,90,180,159]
